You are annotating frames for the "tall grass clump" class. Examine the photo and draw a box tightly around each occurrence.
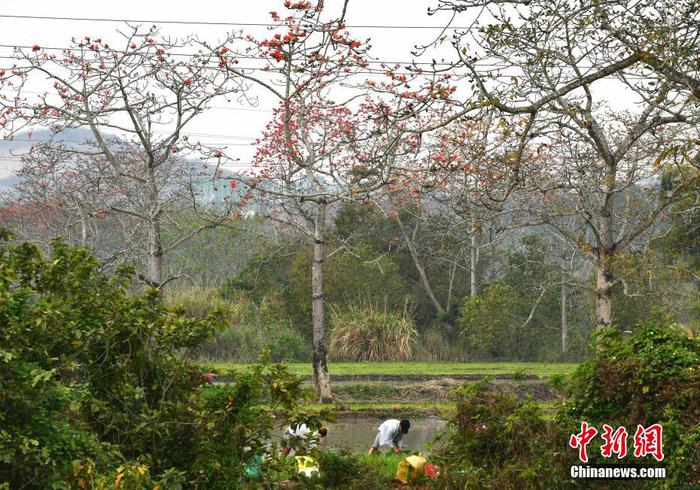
[328,301,417,361]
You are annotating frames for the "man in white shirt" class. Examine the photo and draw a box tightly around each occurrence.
[281,423,328,456]
[368,419,411,455]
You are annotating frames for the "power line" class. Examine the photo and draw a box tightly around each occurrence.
[0,156,268,167]
[0,45,663,80]
[0,44,475,68]
[0,138,255,146]
[0,57,657,80]
[0,13,477,30]
[0,87,274,113]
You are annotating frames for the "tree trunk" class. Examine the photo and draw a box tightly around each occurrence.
[312,202,333,403]
[594,256,614,330]
[561,278,568,353]
[470,224,480,297]
[146,165,163,287]
[398,216,445,314]
[80,215,88,247]
[148,218,163,286]
[595,167,615,330]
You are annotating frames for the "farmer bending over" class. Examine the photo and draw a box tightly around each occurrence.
[281,423,328,456]
[368,419,410,455]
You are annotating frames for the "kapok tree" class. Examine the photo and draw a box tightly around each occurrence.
[214,1,434,401]
[2,26,245,286]
[434,0,700,330]
[378,111,523,321]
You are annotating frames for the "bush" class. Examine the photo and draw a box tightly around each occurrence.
[413,326,469,361]
[433,380,575,489]
[328,301,417,361]
[296,450,390,489]
[167,288,311,362]
[564,317,700,488]
[0,231,307,488]
[459,283,524,358]
[434,320,700,489]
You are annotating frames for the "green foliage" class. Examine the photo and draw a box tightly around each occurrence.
[296,450,390,489]
[435,322,700,488]
[188,358,306,488]
[459,283,523,358]
[459,236,588,361]
[434,380,574,489]
[564,318,700,488]
[0,231,308,488]
[286,246,412,338]
[547,373,568,391]
[414,326,468,361]
[168,287,311,362]
[328,301,418,361]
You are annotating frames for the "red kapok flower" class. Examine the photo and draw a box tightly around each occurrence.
[32,45,41,52]
[184,78,193,86]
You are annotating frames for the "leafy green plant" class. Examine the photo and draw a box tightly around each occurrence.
[167,287,311,362]
[547,373,567,391]
[296,450,390,489]
[564,317,700,488]
[512,368,527,380]
[0,231,309,488]
[433,381,575,489]
[328,301,418,361]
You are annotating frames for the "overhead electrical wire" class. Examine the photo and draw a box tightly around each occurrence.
[0,13,479,30]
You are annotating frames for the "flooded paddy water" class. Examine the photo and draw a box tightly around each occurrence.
[274,416,447,453]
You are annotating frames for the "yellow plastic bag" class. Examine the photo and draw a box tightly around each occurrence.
[295,456,320,478]
[396,455,427,484]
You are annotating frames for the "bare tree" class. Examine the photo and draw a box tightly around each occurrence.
[3,26,246,286]
[434,0,700,329]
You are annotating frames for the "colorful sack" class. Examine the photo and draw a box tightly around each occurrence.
[396,455,427,484]
[424,463,440,480]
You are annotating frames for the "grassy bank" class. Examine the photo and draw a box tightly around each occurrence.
[304,401,456,417]
[208,361,578,378]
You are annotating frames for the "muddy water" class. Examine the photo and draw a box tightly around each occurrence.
[275,416,447,453]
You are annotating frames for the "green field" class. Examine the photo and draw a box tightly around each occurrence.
[208,361,578,378]
[204,361,577,417]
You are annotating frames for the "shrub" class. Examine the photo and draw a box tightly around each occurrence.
[458,283,523,358]
[0,231,307,488]
[433,381,575,489]
[328,301,417,361]
[547,373,568,391]
[296,450,390,489]
[564,318,700,488]
[167,288,311,362]
[413,326,469,361]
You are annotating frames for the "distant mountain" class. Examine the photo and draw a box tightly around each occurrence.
[0,128,97,183]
